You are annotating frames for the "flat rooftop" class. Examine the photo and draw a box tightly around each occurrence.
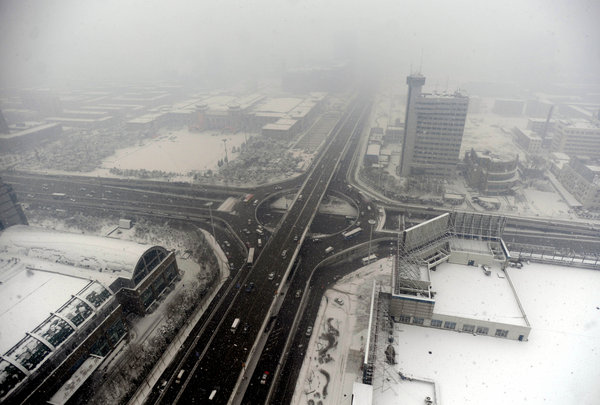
[253,97,303,114]
[388,262,600,405]
[430,261,527,326]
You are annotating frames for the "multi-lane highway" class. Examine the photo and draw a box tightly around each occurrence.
[146,96,371,404]
[3,93,600,405]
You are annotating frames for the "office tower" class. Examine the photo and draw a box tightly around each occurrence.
[400,74,469,177]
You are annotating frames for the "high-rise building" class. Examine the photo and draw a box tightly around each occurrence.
[400,74,469,177]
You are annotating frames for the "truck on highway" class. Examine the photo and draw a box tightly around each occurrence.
[175,369,185,384]
[231,318,241,333]
[247,248,255,265]
[342,227,362,240]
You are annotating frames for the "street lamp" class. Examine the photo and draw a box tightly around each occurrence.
[206,201,216,239]
[368,219,376,261]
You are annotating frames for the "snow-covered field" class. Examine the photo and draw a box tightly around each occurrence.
[295,259,600,405]
[99,128,248,174]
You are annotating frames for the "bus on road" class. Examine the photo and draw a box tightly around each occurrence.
[243,193,254,203]
[231,318,241,333]
[52,193,66,199]
[247,248,255,264]
[361,254,377,266]
[342,227,362,240]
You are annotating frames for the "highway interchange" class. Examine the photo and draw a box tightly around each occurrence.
[3,95,600,404]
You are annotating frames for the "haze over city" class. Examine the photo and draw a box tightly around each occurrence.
[1,1,599,405]
[1,0,599,88]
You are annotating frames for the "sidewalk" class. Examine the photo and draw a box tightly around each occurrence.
[127,230,230,405]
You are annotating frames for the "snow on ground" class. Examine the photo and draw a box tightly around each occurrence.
[292,257,394,405]
[519,188,573,218]
[271,195,357,217]
[380,262,600,405]
[294,257,600,405]
[100,128,248,174]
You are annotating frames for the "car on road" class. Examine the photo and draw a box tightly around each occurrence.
[306,326,313,336]
[281,249,288,258]
[293,235,298,242]
[242,323,250,334]
[260,371,270,384]
[334,298,344,305]
[295,289,302,298]
[268,272,275,280]
[245,282,254,293]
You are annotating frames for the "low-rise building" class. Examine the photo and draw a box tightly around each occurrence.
[388,212,530,342]
[365,143,381,165]
[552,119,600,158]
[513,127,543,154]
[557,156,600,210]
[0,225,180,403]
[464,149,519,195]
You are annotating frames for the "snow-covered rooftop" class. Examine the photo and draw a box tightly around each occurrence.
[0,225,153,281]
[0,261,91,353]
[430,262,527,326]
[253,97,303,114]
[385,262,600,405]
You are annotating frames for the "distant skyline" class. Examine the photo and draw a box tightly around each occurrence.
[1,0,598,89]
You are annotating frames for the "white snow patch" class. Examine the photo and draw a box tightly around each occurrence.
[100,129,249,174]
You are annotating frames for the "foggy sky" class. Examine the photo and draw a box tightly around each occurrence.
[1,0,598,90]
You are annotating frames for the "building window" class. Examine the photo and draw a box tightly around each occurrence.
[443,321,456,330]
[141,288,154,309]
[476,326,489,335]
[430,319,442,328]
[107,319,127,345]
[412,317,424,325]
[398,315,411,324]
[495,329,509,338]
[462,324,475,333]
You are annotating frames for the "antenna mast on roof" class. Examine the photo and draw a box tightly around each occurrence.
[419,48,423,74]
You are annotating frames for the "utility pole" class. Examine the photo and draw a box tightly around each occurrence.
[206,201,216,239]
[222,138,229,167]
[368,219,376,260]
